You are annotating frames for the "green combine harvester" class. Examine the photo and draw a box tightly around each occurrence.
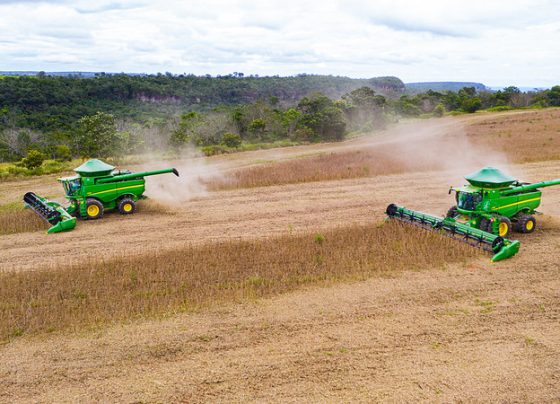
[386,167,560,262]
[24,159,179,233]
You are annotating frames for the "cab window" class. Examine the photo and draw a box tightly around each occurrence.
[457,191,481,210]
[67,178,81,194]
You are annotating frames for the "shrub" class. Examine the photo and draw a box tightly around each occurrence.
[54,144,72,161]
[314,233,325,245]
[485,106,513,112]
[21,150,45,169]
[7,165,31,176]
[221,132,242,148]
[293,126,314,141]
[41,160,64,174]
[433,103,445,117]
[201,144,229,156]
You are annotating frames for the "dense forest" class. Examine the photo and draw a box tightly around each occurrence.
[1,73,559,167]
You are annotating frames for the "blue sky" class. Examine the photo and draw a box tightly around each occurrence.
[0,0,559,86]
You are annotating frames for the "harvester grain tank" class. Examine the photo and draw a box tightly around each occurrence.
[386,167,560,262]
[24,159,179,233]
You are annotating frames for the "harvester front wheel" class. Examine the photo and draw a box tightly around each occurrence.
[118,198,136,215]
[497,216,512,237]
[446,205,459,218]
[516,214,536,233]
[479,218,491,232]
[85,198,104,220]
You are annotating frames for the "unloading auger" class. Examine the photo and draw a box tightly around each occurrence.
[23,159,179,234]
[386,167,560,262]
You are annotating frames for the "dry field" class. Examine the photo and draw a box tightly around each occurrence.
[468,109,560,163]
[0,222,476,341]
[0,108,559,402]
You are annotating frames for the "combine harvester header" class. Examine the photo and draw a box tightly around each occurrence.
[386,167,560,262]
[24,159,179,233]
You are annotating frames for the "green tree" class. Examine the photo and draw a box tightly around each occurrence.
[282,108,302,138]
[75,112,121,158]
[170,111,204,147]
[342,86,386,130]
[248,118,266,139]
[396,95,421,116]
[546,85,560,106]
[297,93,346,141]
[461,97,482,113]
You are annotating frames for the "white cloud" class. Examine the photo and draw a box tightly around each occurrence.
[0,0,558,86]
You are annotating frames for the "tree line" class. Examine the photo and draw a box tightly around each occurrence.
[0,72,559,164]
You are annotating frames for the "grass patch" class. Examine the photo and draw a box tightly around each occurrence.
[201,140,300,156]
[524,336,536,345]
[0,159,80,181]
[0,221,477,342]
[475,299,496,314]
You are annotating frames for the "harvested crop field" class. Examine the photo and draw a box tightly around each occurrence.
[1,109,559,402]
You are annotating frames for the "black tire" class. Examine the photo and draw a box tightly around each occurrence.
[479,218,491,232]
[85,198,104,220]
[118,198,136,215]
[446,205,459,218]
[515,214,536,234]
[497,216,512,237]
[386,204,398,216]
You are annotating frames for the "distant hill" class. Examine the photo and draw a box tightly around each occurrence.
[0,71,143,78]
[0,72,404,97]
[488,86,549,92]
[0,73,405,133]
[0,72,405,103]
[405,81,488,93]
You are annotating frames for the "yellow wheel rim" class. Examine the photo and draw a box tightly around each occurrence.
[123,203,133,212]
[498,222,508,236]
[87,204,99,217]
[526,220,534,231]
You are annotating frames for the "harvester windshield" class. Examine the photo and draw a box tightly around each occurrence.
[61,178,81,196]
[457,191,481,211]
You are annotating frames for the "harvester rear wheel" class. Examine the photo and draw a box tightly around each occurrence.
[118,198,136,215]
[446,205,459,218]
[85,198,104,220]
[497,216,512,237]
[515,214,536,233]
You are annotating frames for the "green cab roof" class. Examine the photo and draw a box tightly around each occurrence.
[74,159,115,177]
[465,167,516,188]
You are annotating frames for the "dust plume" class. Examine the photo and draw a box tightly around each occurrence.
[360,117,519,184]
[136,147,221,205]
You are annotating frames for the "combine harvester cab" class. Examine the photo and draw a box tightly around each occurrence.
[386,167,560,262]
[24,159,179,234]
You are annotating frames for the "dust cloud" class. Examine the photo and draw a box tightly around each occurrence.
[136,147,221,205]
[362,118,520,184]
